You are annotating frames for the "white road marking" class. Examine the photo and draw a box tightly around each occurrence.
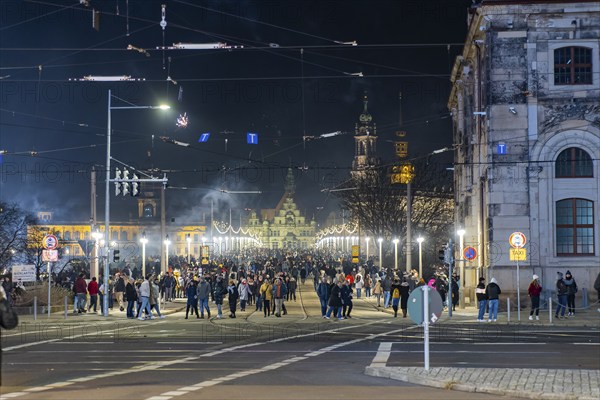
[142,325,417,400]
[369,342,393,367]
[0,319,394,400]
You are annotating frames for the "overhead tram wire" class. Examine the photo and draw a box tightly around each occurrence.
[0,1,80,31]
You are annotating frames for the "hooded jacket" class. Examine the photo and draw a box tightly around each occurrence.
[485,278,501,300]
[563,275,577,295]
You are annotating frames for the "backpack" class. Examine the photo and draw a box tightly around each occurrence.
[392,288,400,299]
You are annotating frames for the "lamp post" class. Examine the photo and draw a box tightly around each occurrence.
[164,235,171,273]
[140,232,148,278]
[417,236,424,278]
[91,230,103,279]
[377,237,383,269]
[457,229,465,309]
[186,234,191,264]
[392,238,399,270]
[365,237,370,261]
[103,89,169,316]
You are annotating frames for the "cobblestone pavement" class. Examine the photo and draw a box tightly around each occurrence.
[365,366,600,400]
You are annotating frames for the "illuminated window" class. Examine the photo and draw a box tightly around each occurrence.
[556,198,595,256]
[554,47,593,84]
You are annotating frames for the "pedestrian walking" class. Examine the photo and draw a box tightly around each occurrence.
[213,276,227,319]
[528,274,542,320]
[325,281,343,320]
[185,281,200,319]
[341,280,353,318]
[238,279,251,312]
[373,278,383,307]
[399,277,410,318]
[364,274,372,298]
[260,279,273,317]
[382,275,392,308]
[476,277,487,322]
[555,272,568,319]
[485,278,501,322]
[316,277,331,317]
[150,277,165,318]
[355,275,363,299]
[125,278,138,319]
[272,277,287,317]
[563,270,578,316]
[137,274,154,320]
[390,278,401,318]
[114,273,125,312]
[87,277,98,313]
[227,280,239,318]
[196,276,211,319]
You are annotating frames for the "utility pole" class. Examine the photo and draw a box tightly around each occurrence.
[90,166,97,278]
[161,184,166,274]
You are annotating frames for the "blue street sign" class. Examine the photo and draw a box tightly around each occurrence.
[247,132,258,145]
[198,133,210,143]
[497,143,507,154]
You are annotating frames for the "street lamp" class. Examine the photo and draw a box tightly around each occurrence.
[417,236,424,278]
[365,237,370,261]
[164,235,171,273]
[186,234,191,264]
[91,229,103,278]
[393,238,399,270]
[140,232,148,278]
[103,89,169,316]
[377,237,383,269]
[457,228,466,309]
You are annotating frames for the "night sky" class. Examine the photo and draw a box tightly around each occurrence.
[0,0,470,224]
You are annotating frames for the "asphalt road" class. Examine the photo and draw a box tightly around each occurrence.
[1,284,598,400]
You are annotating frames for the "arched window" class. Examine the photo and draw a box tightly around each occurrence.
[554,47,593,84]
[556,198,595,256]
[555,147,593,178]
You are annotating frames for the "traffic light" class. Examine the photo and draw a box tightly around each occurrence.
[131,174,140,197]
[113,249,120,262]
[122,169,130,196]
[114,168,122,196]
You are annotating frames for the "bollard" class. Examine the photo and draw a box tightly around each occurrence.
[582,288,588,308]
[549,299,553,324]
[34,296,38,320]
[64,296,68,319]
[507,298,511,322]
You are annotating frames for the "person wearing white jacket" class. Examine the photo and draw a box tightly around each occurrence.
[355,274,363,299]
[138,275,154,320]
[238,279,251,312]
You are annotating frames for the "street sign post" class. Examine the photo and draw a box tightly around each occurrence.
[464,246,477,261]
[43,234,58,250]
[509,232,527,321]
[12,265,36,282]
[408,286,443,371]
[43,234,59,317]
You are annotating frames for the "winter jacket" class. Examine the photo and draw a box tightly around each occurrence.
[528,281,542,297]
[196,281,211,300]
[125,282,137,302]
[260,282,273,301]
[340,285,353,304]
[238,283,251,301]
[140,280,151,297]
[115,277,125,292]
[213,280,227,304]
[563,278,578,295]
[186,284,197,305]
[227,284,239,304]
[382,277,392,292]
[87,280,99,296]
[399,282,410,309]
[272,282,288,299]
[476,282,487,301]
[485,282,501,300]
[556,279,568,296]
[74,277,87,294]
[328,284,343,307]
[317,282,330,300]
[372,281,383,295]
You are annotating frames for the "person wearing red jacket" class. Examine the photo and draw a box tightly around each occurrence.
[528,274,542,321]
[87,277,99,313]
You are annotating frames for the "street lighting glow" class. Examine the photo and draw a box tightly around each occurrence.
[392,238,399,244]
[377,237,383,243]
[140,236,148,244]
[457,229,465,237]
[158,104,171,110]
[164,236,171,246]
[417,237,424,244]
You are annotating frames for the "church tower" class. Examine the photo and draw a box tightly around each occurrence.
[351,93,380,179]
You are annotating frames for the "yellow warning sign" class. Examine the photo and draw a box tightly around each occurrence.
[351,245,359,263]
[509,248,526,261]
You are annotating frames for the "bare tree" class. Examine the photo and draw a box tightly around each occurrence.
[0,202,37,271]
[336,159,454,243]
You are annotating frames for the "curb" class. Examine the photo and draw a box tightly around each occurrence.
[365,366,597,400]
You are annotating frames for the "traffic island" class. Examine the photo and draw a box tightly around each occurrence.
[365,366,600,400]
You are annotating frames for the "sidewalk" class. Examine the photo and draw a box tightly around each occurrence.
[357,293,600,327]
[365,366,600,400]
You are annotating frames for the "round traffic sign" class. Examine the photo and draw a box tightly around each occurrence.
[43,234,58,250]
[509,232,527,248]
[407,286,444,325]
[464,246,477,261]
